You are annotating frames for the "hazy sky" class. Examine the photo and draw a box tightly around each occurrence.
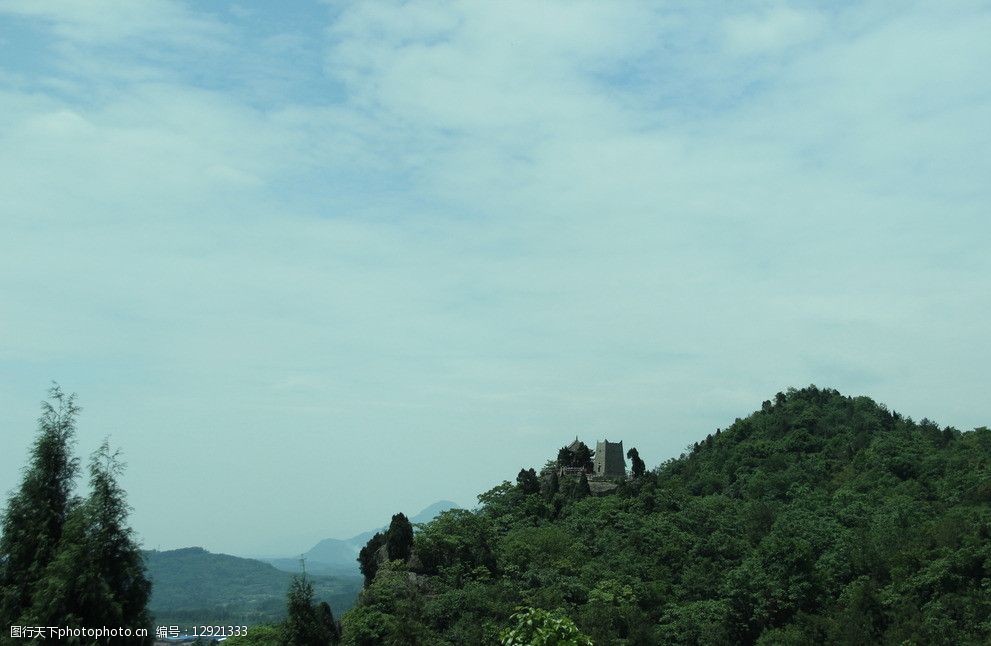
[1,1,989,556]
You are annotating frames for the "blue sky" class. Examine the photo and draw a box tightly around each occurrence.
[1,1,989,556]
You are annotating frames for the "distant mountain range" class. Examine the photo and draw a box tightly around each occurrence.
[262,500,460,576]
[143,547,362,627]
[142,500,459,627]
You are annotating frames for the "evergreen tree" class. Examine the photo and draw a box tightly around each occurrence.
[358,532,386,586]
[572,472,591,500]
[543,469,560,499]
[515,468,540,495]
[282,575,335,645]
[30,440,151,640]
[0,385,80,630]
[316,601,340,643]
[558,442,594,471]
[573,443,594,472]
[386,513,414,562]
[626,447,646,479]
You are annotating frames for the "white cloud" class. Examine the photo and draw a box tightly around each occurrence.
[325,1,657,132]
[724,6,824,54]
[0,0,227,47]
[0,0,988,554]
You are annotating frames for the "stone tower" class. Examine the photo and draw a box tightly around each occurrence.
[594,439,626,478]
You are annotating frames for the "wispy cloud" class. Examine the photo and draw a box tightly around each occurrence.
[0,0,988,554]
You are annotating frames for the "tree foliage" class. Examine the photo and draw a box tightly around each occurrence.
[224,624,281,645]
[358,532,386,586]
[626,447,645,479]
[516,468,540,495]
[0,385,80,628]
[543,469,560,500]
[571,473,590,501]
[557,443,594,472]
[339,386,991,644]
[386,513,414,562]
[0,387,153,644]
[316,601,341,643]
[341,562,431,645]
[499,607,592,645]
[282,575,338,645]
[31,441,152,641]
[358,513,416,588]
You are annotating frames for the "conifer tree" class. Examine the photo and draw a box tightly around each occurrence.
[282,575,336,645]
[573,443,594,472]
[516,468,540,494]
[0,385,80,629]
[358,532,386,585]
[316,601,340,643]
[30,440,151,640]
[358,512,416,590]
[573,472,591,500]
[626,447,646,479]
[386,513,414,562]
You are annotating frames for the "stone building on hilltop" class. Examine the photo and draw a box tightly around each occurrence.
[556,437,628,483]
[593,439,626,478]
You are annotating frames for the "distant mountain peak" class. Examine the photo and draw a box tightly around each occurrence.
[411,500,460,524]
[264,500,463,577]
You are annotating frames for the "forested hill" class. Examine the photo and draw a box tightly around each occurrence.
[339,386,991,645]
[144,547,362,627]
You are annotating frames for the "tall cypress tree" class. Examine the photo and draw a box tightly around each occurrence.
[358,513,416,589]
[386,513,414,562]
[87,441,151,633]
[30,441,151,640]
[0,385,80,630]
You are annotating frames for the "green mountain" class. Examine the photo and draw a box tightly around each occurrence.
[143,547,362,627]
[340,386,991,645]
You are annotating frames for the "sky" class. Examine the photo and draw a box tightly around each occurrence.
[1,0,989,556]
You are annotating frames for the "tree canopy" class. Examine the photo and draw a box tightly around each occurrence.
[338,386,991,644]
[0,385,80,628]
[557,442,594,472]
[499,607,592,645]
[386,513,414,562]
[516,468,541,495]
[282,575,339,645]
[31,441,151,640]
[626,447,645,479]
[0,386,152,644]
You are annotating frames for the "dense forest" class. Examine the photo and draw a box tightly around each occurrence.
[326,386,990,645]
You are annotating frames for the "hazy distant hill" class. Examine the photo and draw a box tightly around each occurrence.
[411,500,460,523]
[144,547,362,627]
[264,500,460,575]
